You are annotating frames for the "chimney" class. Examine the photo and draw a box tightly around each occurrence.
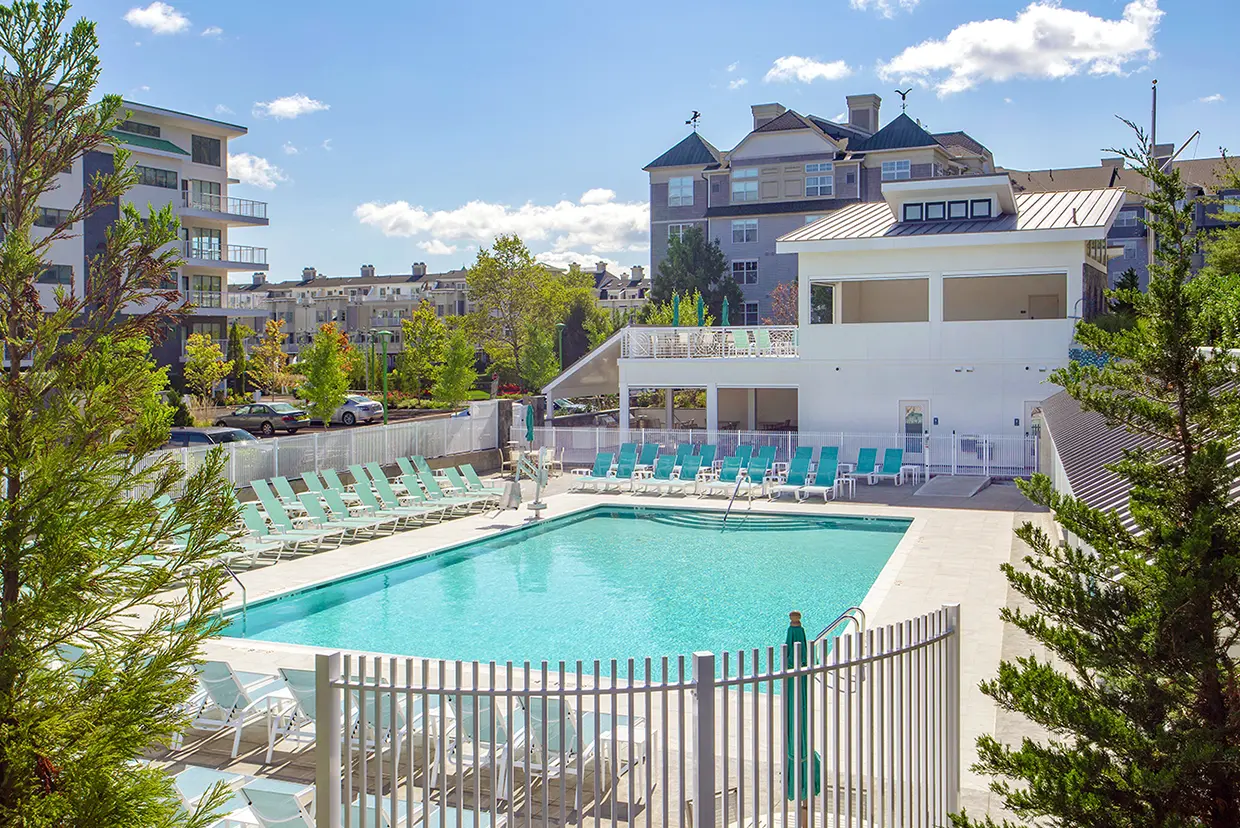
[251,272,266,286]
[1100,157,1123,169]
[845,93,882,134]
[360,264,376,279]
[411,262,427,277]
[595,261,608,274]
[300,266,317,282]
[750,103,787,131]
[631,265,645,281]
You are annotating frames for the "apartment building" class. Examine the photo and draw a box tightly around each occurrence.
[1006,152,1239,289]
[589,262,651,314]
[38,100,270,374]
[645,93,994,322]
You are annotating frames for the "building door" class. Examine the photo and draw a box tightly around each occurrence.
[899,400,929,460]
[1028,294,1060,319]
[1023,400,1042,475]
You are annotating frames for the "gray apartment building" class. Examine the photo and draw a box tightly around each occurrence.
[645,93,995,322]
[1007,153,1239,290]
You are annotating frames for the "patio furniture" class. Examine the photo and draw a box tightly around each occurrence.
[869,448,905,485]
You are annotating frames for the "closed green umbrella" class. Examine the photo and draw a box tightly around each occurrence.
[721,296,730,326]
[672,293,680,326]
[785,611,821,804]
[525,402,535,443]
[696,294,705,326]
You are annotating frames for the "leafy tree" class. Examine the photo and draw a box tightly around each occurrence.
[583,307,633,350]
[955,127,1240,828]
[433,327,479,408]
[0,2,240,823]
[519,322,560,391]
[348,341,384,391]
[398,300,446,395]
[763,281,797,325]
[652,226,743,320]
[246,318,293,393]
[225,321,253,395]
[640,289,715,326]
[297,322,355,426]
[182,333,232,411]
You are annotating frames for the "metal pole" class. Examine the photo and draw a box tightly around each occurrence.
[381,335,390,425]
[556,322,565,373]
[943,604,962,816]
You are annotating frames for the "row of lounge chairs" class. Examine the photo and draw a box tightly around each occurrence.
[570,446,909,501]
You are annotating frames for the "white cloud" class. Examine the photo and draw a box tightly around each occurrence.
[228,153,287,190]
[418,240,458,256]
[726,61,739,73]
[321,138,333,151]
[878,0,1163,97]
[201,25,223,36]
[214,103,233,115]
[1198,93,1225,104]
[764,56,853,84]
[850,0,919,17]
[355,189,649,268]
[123,2,189,34]
[832,111,847,123]
[1004,97,1014,104]
[252,93,330,120]
[281,142,299,155]
[728,78,749,90]
[536,250,626,273]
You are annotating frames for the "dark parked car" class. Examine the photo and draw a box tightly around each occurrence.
[162,426,259,450]
[214,402,310,436]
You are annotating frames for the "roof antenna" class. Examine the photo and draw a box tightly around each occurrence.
[686,111,701,131]
[895,88,912,113]
[1071,207,1078,225]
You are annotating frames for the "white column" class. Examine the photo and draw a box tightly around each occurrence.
[705,383,719,441]
[619,383,631,442]
[746,388,757,431]
[665,387,674,431]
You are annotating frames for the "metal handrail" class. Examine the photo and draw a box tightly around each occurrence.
[220,560,246,621]
[719,472,748,531]
[814,605,866,644]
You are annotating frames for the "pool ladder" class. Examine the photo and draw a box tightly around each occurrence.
[719,472,749,531]
[812,606,866,692]
[221,561,246,622]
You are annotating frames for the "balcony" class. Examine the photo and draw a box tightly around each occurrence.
[621,326,798,359]
[186,289,223,308]
[180,192,269,226]
[180,241,269,271]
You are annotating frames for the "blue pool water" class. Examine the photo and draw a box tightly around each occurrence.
[227,507,908,664]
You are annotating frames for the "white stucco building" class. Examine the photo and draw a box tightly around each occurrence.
[546,174,1121,453]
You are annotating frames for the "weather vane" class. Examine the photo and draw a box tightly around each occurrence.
[686,111,701,131]
[895,88,912,113]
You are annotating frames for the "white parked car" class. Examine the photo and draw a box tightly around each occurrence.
[333,394,384,426]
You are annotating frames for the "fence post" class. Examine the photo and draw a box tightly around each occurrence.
[227,444,237,486]
[943,604,962,817]
[692,651,716,828]
[951,432,957,476]
[272,436,279,478]
[315,651,343,828]
[313,432,321,474]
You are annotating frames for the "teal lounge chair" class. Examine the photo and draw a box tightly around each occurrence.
[849,448,879,482]
[192,661,291,758]
[443,467,498,505]
[618,442,637,461]
[259,492,345,547]
[754,327,774,354]
[252,479,305,517]
[242,776,420,828]
[605,458,637,491]
[170,765,252,822]
[396,456,418,478]
[320,468,356,498]
[347,463,374,491]
[353,483,437,527]
[729,329,752,355]
[297,493,387,540]
[739,456,772,497]
[240,503,330,556]
[754,445,776,470]
[634,455,676,495]
[770,457,811,499]
[635,443,659,470]
[365,461,413,495]
[569,453,613,491]
[817,446,840,477]
[321,487,402,532]
[731,444,753,468]
[870,447,905,485]
[460,463,505,496]
[697,444,717,469]
[675,442,694,463]
[673,455,704,495]
[792,446,813,463]
[699,456,743,496]
[798,462,840,502]
[412,455,433,475]
[373,475,446,520]
[419,470,488,511]
[271,476,302,506]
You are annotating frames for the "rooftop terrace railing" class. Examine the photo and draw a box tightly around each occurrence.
[622,326,798,359]
[180,241,269,265]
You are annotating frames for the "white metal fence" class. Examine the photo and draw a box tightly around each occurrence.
[621,326,799,359]
[315,605,960,828]
[155,402,499,488]
[518,425,1038,478]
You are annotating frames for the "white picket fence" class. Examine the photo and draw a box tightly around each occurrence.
[517,425,1038,479]
[154,401,499,488]
[315,605,961,828]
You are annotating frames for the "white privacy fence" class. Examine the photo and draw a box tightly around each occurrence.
[518,425,1038,478]
[314,605,961,828]
[154,402,499,488]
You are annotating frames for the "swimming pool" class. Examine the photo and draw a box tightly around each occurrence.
[227,506,909,664]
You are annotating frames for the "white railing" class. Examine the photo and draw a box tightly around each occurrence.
[518,425,1039,478]
[181,191,269,219]
[181,241,269,265]
[316,605,960,827]
[151,401,498,488]
[622,326,799,359]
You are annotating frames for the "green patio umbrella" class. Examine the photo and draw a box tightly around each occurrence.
[784,611,821,804]
[721,296,730,326]
[525,402,535,443]
[696,294,705,326]
[672,293,680,326]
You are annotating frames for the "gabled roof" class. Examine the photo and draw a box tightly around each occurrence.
[933,131,990,158]
[644,132,720,170]
[807,116,873,144]
[851,113,940,153]
[752,109,819,133]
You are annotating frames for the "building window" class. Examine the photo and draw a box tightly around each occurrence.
[668,223,694,241]
[902,203,924,222]
[136,164,177,189]
[810,284,834,324]
[731,168,758,202]
[1223,195,1240,215]
[806,175,833,197]
[34,207,71,228]
[668,176,694,207]
[1122,240,1140,259]
[741,301,760,326]
[36,264,73,285]
[731,260,758,285]
[1114,208,1141,226]
[925,201,946,221]
[731,219,757,244]
[970,199,992,219]
[948,200,969,219]
[117,120,160,138]
[805,215,824,224]
[188,227,222,259]
[805,162,833,174]
[192,135,221,167]
[881,160,911,181]
[189,274,222,307]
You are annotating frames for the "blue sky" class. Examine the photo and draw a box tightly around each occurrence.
[78,0,1237,282]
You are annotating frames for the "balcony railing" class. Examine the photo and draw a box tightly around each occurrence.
[186,289,222,308]
[181,191,268,219]
[181,241,268,265]
[621,325,798,359]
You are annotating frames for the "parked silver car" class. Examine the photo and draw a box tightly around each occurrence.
[333,394,384,426]
[214,402,310,436]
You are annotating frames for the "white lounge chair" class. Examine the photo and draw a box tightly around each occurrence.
[242,776,422,828]
[192,661,292,757]
[569,453,614,492]
[769,457,812,499]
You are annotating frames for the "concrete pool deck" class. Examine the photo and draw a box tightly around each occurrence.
[183,474,1046,817]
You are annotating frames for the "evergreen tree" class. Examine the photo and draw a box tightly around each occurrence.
[397,300,446,396]
[0,2,239,822]
[224,321,251,394]
[298,323,353,427]
[956,127,1240,828]
[433,328,478,408]
[652,226,743,321]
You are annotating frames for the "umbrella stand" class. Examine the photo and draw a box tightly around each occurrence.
[785,610,821,819]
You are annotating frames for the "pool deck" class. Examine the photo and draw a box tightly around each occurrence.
[167,474,1046,819]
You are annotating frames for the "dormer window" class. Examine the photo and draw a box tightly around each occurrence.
[925,201,946,221]
[902,203,924,222]
[970,199,992,219]
[948,200,969,220]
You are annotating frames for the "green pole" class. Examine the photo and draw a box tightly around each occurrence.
[556,322,566,372]
[381,334,390,425]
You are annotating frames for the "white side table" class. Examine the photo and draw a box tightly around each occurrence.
[600,724,658,804]
[901,465,923,486]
